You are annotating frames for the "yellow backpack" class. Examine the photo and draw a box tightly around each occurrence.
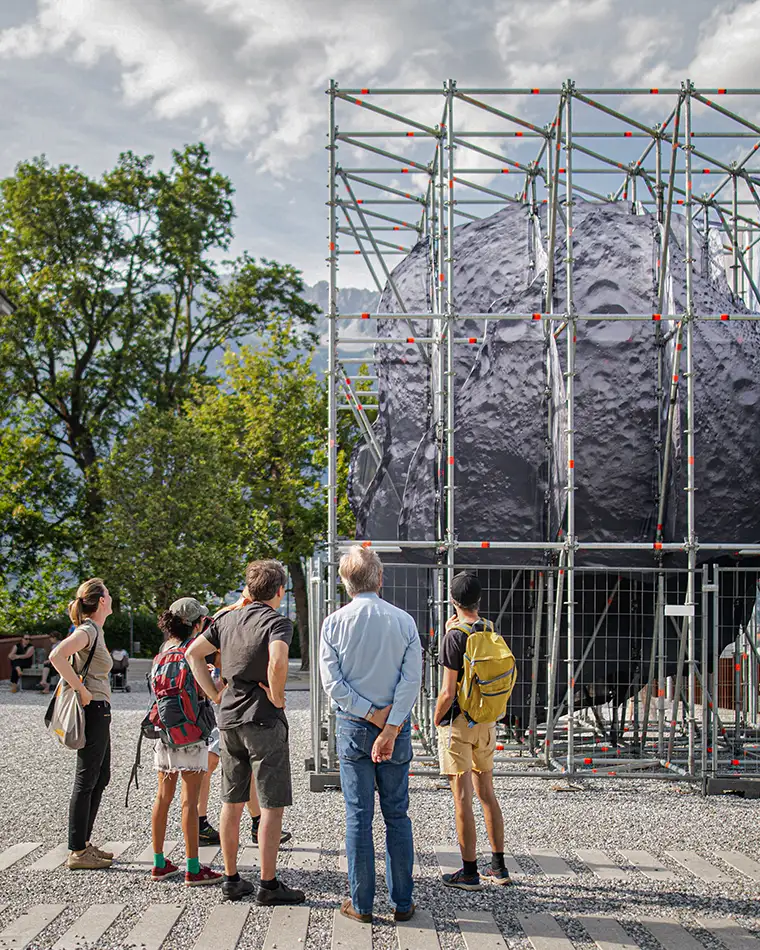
[454,618,518,725]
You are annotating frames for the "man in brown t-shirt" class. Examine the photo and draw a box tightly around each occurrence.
[187,559,305,907]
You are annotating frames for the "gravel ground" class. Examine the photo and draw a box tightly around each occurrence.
[1,683,759,949]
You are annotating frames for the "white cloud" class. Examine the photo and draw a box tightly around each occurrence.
[494,0,677,89]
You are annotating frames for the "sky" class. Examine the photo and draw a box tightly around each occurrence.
[1,0,760,289]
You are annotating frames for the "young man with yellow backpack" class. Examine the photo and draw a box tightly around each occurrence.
[433,572,517,889]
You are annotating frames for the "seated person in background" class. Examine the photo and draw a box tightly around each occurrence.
[37,633,62,694]
[9,635,35,693]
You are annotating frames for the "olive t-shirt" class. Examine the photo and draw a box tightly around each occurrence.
[74,619,112,703]
[205,602,293,729]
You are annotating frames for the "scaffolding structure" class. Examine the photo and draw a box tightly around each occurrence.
[310,81,760,793]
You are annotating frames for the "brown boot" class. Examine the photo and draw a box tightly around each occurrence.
[10,684,18,693]
[340,899,372,923]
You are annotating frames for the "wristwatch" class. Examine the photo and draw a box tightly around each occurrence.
[365,705,377,721]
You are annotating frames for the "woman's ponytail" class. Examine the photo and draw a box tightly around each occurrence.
[68,579,106,627]
[68,597,83,626]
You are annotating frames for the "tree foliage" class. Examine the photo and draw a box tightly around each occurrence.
[95,408,249,611]
[0,144,318,518]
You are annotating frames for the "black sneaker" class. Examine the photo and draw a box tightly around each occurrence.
[256,880,306,906]
[222,877,255,902]
[442,867,482,890]
[199,823,221,845]
[252,825,292,847]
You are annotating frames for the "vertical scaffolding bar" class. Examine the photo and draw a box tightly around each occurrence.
[701,564,709,777]
[564,82,577,775]
[732,172,740,298]
[327,81,339,619]
[712,564,719,775]
[445,80,456,595]
[657,572,666,755]
[683,82,698,776]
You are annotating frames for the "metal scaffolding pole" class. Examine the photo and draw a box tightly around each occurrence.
[564,81,577,775]
[684,82,698,776]
[327,80,339,618]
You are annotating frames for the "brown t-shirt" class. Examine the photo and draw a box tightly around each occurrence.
[73,619,112,703]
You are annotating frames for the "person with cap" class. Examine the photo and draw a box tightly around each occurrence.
[149,597,222,887]
[319,545,422,925]
[186,560,304,906]
[433,571,511,889]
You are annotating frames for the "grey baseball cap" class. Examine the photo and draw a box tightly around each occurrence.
[169,596,208,624]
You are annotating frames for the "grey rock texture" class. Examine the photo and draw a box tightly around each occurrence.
[350,200,760,560]
[347,202,760,725]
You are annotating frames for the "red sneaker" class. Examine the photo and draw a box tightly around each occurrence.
[185,865,222,887]
[151,859,181,882]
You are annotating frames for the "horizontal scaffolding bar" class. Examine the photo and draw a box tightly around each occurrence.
[334,312,757,321]
[337,539,760,552]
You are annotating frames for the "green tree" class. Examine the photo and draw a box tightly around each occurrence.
[0,401,79,633]
[192,327,330,668]
[94,408,248,610]
[0,145,318,520]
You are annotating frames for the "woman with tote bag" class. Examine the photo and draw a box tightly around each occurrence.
[49,578,115,870]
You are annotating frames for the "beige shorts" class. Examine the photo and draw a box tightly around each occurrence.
[437,714,496,775]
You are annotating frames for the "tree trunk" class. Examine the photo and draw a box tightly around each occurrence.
[288,559,310,671]
[67,419,103,516]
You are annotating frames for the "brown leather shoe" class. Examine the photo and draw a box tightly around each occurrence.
[88,844,114,860]
[340,898,372,923]
[394,903,415,922]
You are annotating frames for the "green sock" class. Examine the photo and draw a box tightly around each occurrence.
[153,853,166,869]
[187,856,200,874]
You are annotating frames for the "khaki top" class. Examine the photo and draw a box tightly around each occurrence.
[73,619,112,703]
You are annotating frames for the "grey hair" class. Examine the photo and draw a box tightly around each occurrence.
[339,545,383,597]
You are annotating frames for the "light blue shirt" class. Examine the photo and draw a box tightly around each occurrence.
[319,592,422,727]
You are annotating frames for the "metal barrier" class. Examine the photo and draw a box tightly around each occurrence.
[307,559,760,793]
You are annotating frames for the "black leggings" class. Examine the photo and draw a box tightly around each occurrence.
[10,662,32,684]
[68,701,111,851]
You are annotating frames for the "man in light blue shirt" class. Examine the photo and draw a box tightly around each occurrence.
[319,545,422,925]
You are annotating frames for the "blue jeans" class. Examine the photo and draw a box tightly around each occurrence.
[337,713,414,915]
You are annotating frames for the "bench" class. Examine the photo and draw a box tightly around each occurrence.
[19,665,58,690]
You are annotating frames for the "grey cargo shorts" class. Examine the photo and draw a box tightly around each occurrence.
[219,719,292,809]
